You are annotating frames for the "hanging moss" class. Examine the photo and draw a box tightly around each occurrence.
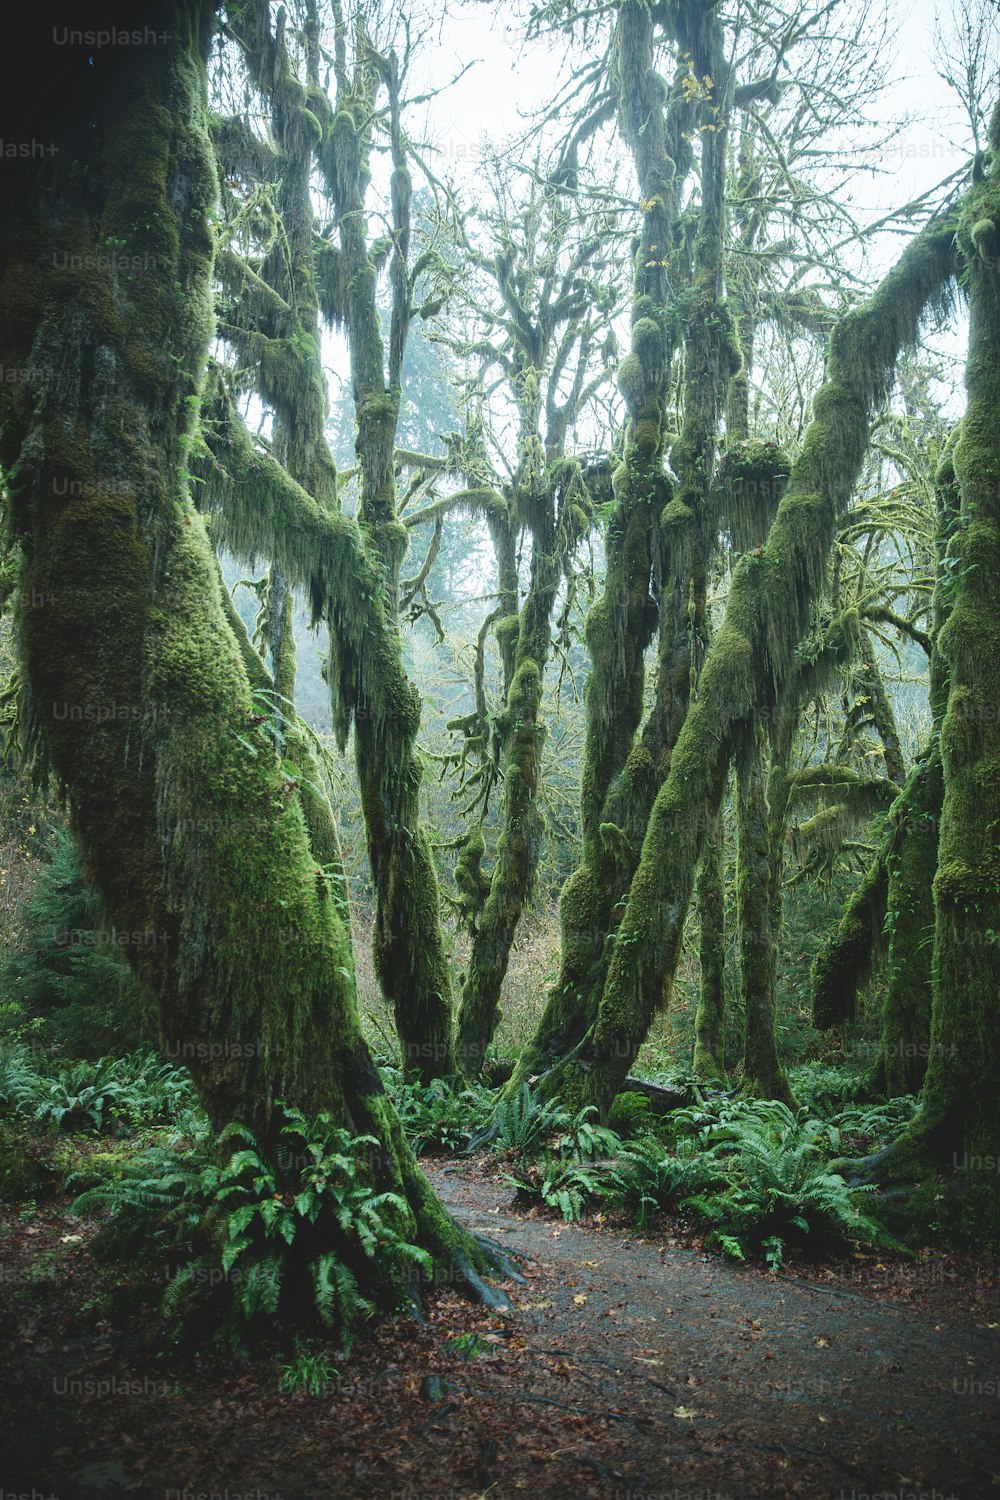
[715,439,791,551]
[454,826,491,933]
[0,0,509,1309]
[534,207,958,1117]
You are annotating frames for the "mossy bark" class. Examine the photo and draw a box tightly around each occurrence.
[693,807,726,1079]
[812,450,957,1088]
[453,181,614,1077]
[455,560,559,1077]
[532,211,958,1117]
[0,0,504,1302]
[876,745,941,1094]
[218,7,455,1082]
[736,730,794,1103]
[503,0,705,1100]
[856,628,906,787]
[811,853,889,1031]
[873,117,1000,1240]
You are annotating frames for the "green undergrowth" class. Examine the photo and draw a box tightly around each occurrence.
[0,1044,203,1139]
[0,827,155,1057]
[505,1078,909,1270]
[380,1070,495,1154]
[68,1105,430,1353]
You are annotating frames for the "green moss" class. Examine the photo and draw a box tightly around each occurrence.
[660,497,693,528]
[811,852,888,1030]
[617,352,646,414]
[969,218,995,256]
[534,205,959,1115]
[693,809,726,1080]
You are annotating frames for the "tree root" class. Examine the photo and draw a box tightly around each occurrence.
[452,1252,513,1311]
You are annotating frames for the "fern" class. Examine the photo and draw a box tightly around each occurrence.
[493,1084,568,1153]
[0,1045,202,1136]
[71,1103,431,1348]
[383,1074,493,1155]
[553,1106,625,1162]
[506,1160,603,1222]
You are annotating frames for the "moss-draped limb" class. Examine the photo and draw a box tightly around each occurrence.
[870,121,1000,1237]
[855,627,906,787]
[868,442,960,1095]
[501,467,660,1094]
[454,551,561,1076]
[535,210,958,1117]
[218,561,346,883]
[262,564,297,707]
[693,806,726,1079]
[811,851,889,1030]
[501,0,702,1100]
[812,446,957,1084]
[0,1,508,1308]
[452,174,623,1075]
[197,376,454,1081]
[218,3,454,1080]
[650,1,739,772]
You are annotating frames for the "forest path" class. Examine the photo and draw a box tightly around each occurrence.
[430,1159,1000,1500]
[0,1158,998,1500]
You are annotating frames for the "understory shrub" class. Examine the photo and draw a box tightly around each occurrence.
[0,1045,201,1137]
[70,1105,430,1350]
[0,828,154,1055]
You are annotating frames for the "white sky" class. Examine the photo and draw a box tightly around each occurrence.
[413,0,991,235]
[317,0,995,434]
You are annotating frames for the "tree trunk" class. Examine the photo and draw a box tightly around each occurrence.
[737,730,794,1103]
[874,114,1000,1239]
[0,0,504,1306]
[693,807,727,1079]
[812,447,958,1091]
[529,212,958,1117]
[455,547,561,1076]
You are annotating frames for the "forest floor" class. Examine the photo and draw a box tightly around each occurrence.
[1,1154,998,1500]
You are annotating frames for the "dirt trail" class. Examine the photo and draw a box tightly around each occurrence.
[433,1162,1000,1499]
[0,1159,997,1500]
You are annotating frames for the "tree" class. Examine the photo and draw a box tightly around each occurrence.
[519,193,959,1113]
[0,0,508,1314]
[867,104,1000,1236]
[425,159,623,1076]
[208,0,457,1081]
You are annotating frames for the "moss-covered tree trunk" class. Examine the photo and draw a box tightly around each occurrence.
[454,545,561,1077]
[811,450,957,1092]
[876,746,941,1093]
[502,0,707,1099]
[0,0,504,1303]
[531,211,957,1116]
[275,4,455,1081]
[693,807,726,1079]
[450,179,614,1078]
[874,120,1000,1237]
[736,730,794,1102]
[856,627,906,787]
